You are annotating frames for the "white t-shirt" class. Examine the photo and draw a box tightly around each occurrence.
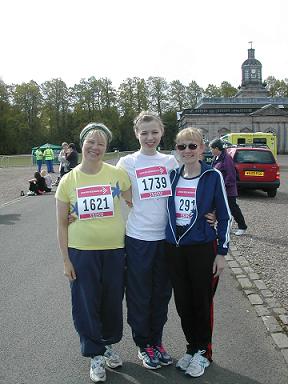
[175,176,199,226]
[117,151,178,241]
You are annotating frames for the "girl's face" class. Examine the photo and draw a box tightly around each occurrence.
[176,138,204,166]
[82,131,107,162]
[135,121,163,154]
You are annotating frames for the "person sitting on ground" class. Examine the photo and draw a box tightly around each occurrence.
[27,172,47,196]
[40,169,53,192]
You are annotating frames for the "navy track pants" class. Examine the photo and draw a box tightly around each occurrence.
[125,236,172,347]
[68,248,125,357]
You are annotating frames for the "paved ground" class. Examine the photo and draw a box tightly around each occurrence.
[1,189,288,383]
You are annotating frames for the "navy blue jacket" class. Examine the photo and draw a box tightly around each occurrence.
[165,161,232,255]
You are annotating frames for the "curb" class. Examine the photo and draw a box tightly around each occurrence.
[226,245,288,365]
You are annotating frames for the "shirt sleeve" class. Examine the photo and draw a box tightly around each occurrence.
[55,175,70,203]
[118,167,131,192]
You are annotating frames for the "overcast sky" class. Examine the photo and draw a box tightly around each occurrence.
[1,0,287,89]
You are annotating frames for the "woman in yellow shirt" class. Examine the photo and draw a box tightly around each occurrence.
[56,123,131,383]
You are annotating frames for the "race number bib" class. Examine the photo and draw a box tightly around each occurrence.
[175,187,196,224]
[76,185,114,220]
[135,166,172,200]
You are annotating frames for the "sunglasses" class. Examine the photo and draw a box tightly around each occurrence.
[176,143,198,151]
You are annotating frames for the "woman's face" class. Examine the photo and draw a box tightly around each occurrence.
[176,137,204,166]
[82,131,107,162]
[135,121,163,154]
[211,146,221,156]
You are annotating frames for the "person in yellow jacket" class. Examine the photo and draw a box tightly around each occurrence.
[35,147,43,172]
[43,145,55,173]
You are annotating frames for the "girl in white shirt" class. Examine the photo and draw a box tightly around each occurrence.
[117,112,178,369]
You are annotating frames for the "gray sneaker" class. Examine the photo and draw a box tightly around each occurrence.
[234,229,246,236]
[185,350,210,377]
[90,355,106,382]
[104,345,123,368]
[176,353,193,371]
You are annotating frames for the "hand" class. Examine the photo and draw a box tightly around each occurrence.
[68,214,77,224]
[64,258,76,281]
[213,254,225,277]
[125,200,133,208]
[205,211,216,227]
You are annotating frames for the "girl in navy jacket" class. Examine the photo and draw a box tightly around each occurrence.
[165,128,231,378]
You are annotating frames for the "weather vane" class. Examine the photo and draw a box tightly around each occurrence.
[248,41,253,49]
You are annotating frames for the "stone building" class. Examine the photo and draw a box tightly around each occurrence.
[178,47,288,154]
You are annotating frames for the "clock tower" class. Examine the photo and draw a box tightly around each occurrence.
[235,43,268,98]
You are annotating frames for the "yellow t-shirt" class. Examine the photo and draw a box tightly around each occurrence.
[55,163,131,250]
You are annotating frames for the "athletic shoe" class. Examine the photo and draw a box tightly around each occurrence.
[234,229,246,236]
[138,346,161,369]
[27,191,35,196]
[153,344,173,366]
[185,350,210,378]
[176,353,193,371]
[104,345,123,368]
[90,355,106,382]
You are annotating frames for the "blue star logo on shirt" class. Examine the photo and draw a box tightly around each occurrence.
[111,181,121,198]
[70,201,78,216]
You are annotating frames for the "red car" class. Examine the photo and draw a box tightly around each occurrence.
[226,146,280,197]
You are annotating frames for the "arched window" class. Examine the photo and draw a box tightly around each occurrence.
[240,127,252,133]
[218,128,230,136]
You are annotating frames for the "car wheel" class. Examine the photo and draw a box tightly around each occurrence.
[267,189,277,198]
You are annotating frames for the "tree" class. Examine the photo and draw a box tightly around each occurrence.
[41,78,70,142]
[266,76,288,97]
[186,80,203,108]
[220,81,237,97]
[169,80,187,111]
[0,80,11,153]
[204,84,222,97]
[11,81,43,147]
[147,76,169,116]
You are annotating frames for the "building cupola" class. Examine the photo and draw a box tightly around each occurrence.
[235,42,268,98]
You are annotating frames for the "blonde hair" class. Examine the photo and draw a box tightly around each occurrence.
[176,127,204,145]
[40,169,47,177]
[84,129,108,144]
[133,111,164,133]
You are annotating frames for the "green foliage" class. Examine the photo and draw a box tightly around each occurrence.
[0,75,287,155]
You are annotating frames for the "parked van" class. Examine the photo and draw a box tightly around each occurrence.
[220,132,277,158]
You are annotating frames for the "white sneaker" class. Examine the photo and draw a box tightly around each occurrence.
[185,350,210,377]
[176,353,193,371]
[27,191,35,196]
[234,229,246,236]
[104,345,123,368]
[90,356,106,382]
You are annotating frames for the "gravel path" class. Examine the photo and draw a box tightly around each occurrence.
[1,159,287,312]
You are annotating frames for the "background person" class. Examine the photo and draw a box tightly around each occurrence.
[55,123,131,383]
[66,143,78,171]
[58,142,69,177]
[35,147,43,173]
[165,127,231,378]
[40,169,52,192]
[27,171,46,196]
[210,138,247,236]
[43,145,55,173]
